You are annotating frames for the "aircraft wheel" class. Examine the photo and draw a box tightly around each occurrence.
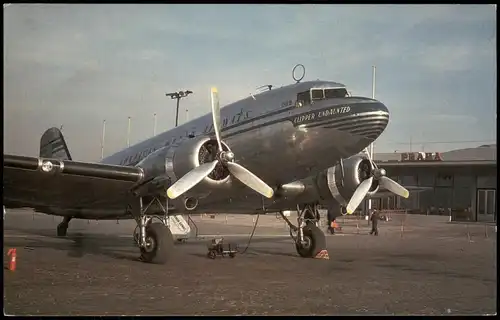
[295,224,326,258]
[139,222,175,264]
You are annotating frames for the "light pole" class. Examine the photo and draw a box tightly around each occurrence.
[370,65,376,159]
[165,90,193,127]
[153,113,157,136]
[127,116,131,147]
[367,65,376,215]
[101,119,106,160]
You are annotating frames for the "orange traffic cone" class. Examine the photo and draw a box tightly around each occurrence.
[7,248,17,271]
[331,221,341,231]
[314,249,330,260]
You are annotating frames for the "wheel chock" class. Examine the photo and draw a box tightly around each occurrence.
[314,249,330,260]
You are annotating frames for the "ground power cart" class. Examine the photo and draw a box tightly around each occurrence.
[207,238,238,259]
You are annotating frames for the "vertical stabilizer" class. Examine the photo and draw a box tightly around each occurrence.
[39,127,72,160]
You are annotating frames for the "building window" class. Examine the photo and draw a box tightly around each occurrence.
[454,175,474,188]
[433,187,453,211]
[436,173,453,187]
[399,194,419,211]
[452,187,472,211]
[419,190,434,213]
[418,173,434,187]
[401,175,417,186]
[477,176,497,189]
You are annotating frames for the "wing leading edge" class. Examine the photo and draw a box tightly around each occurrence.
[3,154,144,217]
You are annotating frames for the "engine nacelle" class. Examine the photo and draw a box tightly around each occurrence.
[315,155,379,207]
[135,136,233,202]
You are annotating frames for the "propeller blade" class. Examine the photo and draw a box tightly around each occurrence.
[166,160,219,199]
[226,161,274,198]
[210,87,223,152]
[346,177,374,214]
[379,176,410,199]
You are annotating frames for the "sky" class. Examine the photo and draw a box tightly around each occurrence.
[3,4,497,161]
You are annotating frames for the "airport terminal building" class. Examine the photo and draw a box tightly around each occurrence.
[372,144,497,223]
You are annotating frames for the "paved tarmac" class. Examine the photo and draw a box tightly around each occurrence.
[3,209,497,316]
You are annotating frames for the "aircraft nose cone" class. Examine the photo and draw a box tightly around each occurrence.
[350,101,389,141]
[326,100,389,141]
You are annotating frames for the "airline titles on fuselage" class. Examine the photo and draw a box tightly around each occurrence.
[292,105,351,126]
[119,108,252,166]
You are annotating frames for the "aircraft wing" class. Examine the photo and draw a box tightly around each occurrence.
[3,154,144,215]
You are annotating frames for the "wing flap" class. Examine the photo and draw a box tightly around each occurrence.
[3,154,144,215]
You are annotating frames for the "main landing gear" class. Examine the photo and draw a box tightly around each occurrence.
[57,216,71,237]
[279,204,327,258]
[131,196,175,264]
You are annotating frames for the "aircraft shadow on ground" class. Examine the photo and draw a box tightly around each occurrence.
[4,226,295,262]
[188,248,297,259]
[4,226,145,262]
[191,235,290,244]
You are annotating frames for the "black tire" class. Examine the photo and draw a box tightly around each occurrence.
[207,250,217,259]
[295,224,327,258]
[229,253,235,258]
[140,222,175,264]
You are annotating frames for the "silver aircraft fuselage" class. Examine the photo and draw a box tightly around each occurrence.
[97,80,389,214]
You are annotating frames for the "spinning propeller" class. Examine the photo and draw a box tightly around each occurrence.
[166,87,274,200]
[345,148,409,214]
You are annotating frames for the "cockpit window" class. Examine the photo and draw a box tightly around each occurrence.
[311,89,324,100]
[296,91,310,107]
[324,88,348,99]
[297,87,349,107]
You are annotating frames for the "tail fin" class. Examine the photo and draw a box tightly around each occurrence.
[39,127,73,160]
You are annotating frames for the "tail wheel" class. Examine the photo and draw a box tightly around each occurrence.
[140,222,175,264]
[295,224,327,258]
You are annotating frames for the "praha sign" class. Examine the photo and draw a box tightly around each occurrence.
[401,152,443,162]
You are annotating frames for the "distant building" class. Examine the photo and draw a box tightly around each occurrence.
[371,144,497,223]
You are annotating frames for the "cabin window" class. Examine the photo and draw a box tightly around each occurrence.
[296,91,311,107]
[311,89,324,101]
[324,88,348,99]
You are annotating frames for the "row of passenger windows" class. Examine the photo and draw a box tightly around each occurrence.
[297,88,349,106]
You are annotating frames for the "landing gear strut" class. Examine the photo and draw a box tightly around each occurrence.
[279,204,327,258]
[131,196,175,264]
[57,217,71,237]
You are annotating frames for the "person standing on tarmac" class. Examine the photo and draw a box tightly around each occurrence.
[327,205,337,234]
[370,209,380,236]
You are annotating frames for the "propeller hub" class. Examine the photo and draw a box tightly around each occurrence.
[220,151,235,162]
[373,168,386,180]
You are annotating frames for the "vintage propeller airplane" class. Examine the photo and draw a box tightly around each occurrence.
[3,67,409,264]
